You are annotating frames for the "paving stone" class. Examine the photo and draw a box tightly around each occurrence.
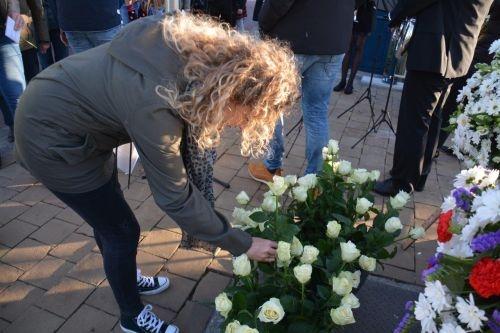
[383,245,415,271]
[75,223,94,237]
[156,214,181,234]
[215,190,239,211]
[226,176,261,198]
[30,218,77,245]
[373,264,416,285]
[208,250,233,276]
[85,279,119,316]
[1,238,51,271]
[11,185,51,206]
[0,164,30,180]
[42,193,67,208]
[174,301,213,333]
[134,196,165,232]
[123,181,151,202]
[166,248,213,280]
[3,174,38,192]
[56,207,85,225]
[0,201,30,226]
[414,203,439,221]
[0,187,18,204]
[20,255,74,290]
[50,233,96,263]
[143,273,196,312]
[0,219,38,247]
[215,154,247,170]
[136,250,166,276]
[37,277,95,318]
[0,281,45,322]
[0,262,23,292]
[66,252,105,286]
[0,244,9,258]
[213,166,237,184]
[4,305,64,333]
[140,228,181,259]
[192,271,232,302]
[0,318,8,331]
[58,304,117,333]
[125,197,142,210]
[17,201,62,227]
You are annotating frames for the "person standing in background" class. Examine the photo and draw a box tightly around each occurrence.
[56,0,121,53]
[38,0,68,68]
[235,0,247,31]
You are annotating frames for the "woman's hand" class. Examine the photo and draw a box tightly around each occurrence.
[246,237,277,262]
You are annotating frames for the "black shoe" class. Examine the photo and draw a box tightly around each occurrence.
[414,175,427,192]
[120,305,179,333]
[373,178,413,197]
[344,85,353,95]
[137,270,170,296]
[334,81,346,92]
[439,145,454,156]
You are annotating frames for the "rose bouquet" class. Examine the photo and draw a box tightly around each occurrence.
[449,39,500,168]
[215,140,425,333]
[395,166,499,333]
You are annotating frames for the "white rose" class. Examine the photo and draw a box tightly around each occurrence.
[409,227,425,239]
[235,191,250,205]
[326,220,341,239]
[340,241,361,262]
[358,255,376,272]
[298,174,318,189]
[330,306,356,325]
[284,175,297,186]
[322,147,331,160]
[328,139,339,154]
[385,217,403,233]
[369,170,380,181]
[355,197,373,214]
[233,254,251,276]
[292,186,308,202]
[341,293,360,309]
[261,195,277,212]
[332,276,353,296]
[338,270,361,289]
[300,245,320,264]
[235,325,259,333]
[290,236,303,257]
[351,168,370,184]
[277,241,291,265]
[257,298,285,324]
[268,175,288,196]
[390,191,410,209]
[338,160,352,175]
[293,264,312,284]
[215,292,232,318]
[225,320,241,333]
[232,208,257,229]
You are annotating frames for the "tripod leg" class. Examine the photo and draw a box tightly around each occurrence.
[336,88,369,119]
[285,117,303,137]
[214,177,231,189]
[285,122,304,158]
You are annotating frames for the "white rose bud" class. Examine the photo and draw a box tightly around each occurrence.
[389,190,410,209]
[409,226,425,239]
[355,197,373,215]
[338,270,361,289]
[322,147,331,160]
[235,191,250,205]
[268,175,288,196]
[358,255,377,272]
[284,175,297,186]
[332,277,353,296]
[340,241,361,262]
[233,254,251,276]
[298,174,318,189]
[257,298,285,324]
[292,186,308,202]
[215,292,232,318]
[293,264,312,284]
[330,306,356,325]
[277,241,291,265]
[328,139,340,154]
[234,325,259,333]
[261,195,277,212]
[326,220,341,239]
[290,236,303,257]
[300,245,320,264]
[225,320,241,333]
[338,160,352,175]
[351,168,370,184]
[341,293,360,309]
[385,217,403,233]
[369,170,380,181]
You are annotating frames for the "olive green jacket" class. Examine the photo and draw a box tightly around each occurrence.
[15,16,252,255]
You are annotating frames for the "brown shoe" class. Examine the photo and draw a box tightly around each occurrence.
[248,162,282,184]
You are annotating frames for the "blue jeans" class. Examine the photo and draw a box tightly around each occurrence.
[265,54,343,174]
[38,29,69,69]
[64,25,121,54]
[0,36,26,128]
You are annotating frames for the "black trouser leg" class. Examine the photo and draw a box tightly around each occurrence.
[437,75,466,148]
[51,170,143,318]
[391,70,451,188]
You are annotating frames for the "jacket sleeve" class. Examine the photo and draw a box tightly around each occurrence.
[130,107,252,256]
[389,0,438,27]
[258,0,296,32]
[26,0,50,41]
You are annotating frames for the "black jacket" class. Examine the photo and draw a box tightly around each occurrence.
[390,0,493,78]
[258,0,355,55]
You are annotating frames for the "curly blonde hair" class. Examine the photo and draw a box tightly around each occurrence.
[156,14,300,157]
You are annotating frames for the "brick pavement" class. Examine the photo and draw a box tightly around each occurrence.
[0,80,461,332]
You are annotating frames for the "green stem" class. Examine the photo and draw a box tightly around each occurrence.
[301,284,305,315]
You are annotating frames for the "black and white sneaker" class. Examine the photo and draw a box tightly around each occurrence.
[121,305,179,333]
[137,270,170,296]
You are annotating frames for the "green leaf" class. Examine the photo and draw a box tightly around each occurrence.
[317,285,331,300]
[330,213,352,226]
[232,291,247,311]
[303,299,316,316]
[236,309,254,325]
[288,322,316,333]
[258,262,276,275]
[280,295,299,313]
[250,211,269,223]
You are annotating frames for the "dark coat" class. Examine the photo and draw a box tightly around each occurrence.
[390,0,494,78]
[258,0,355,55]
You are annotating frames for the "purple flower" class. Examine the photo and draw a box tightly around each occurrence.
[494,309,500,323]
[394,313,412,333]
[453,187,474,211]
[405,301,414,311]
[471,230,500,253]
[421,264,441,282]
[488,310,500,333]
[427,253,443,267]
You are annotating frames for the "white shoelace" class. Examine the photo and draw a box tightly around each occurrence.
[137,269,155,288]
[136,305,164,333]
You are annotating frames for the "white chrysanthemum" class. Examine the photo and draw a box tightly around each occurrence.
[472,188,500,224]
[454,166,487,189]
[440,196,456,212]
[414,294,437,333]
[437,235,473,258]
[423,281,452,313]
[455,294,487,331]
[488,39,500,54]
[439,323,466,333]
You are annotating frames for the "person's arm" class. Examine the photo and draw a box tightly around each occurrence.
[26,0,50,52]
[258,0,296,33]
[389,0,439,27]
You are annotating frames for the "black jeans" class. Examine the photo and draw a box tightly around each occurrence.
[391,70,453,188]
[51,169,143,318]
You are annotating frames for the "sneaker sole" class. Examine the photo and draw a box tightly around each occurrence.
[138,280,170,296]
[248,169,282,185]
[120,324,179,333]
